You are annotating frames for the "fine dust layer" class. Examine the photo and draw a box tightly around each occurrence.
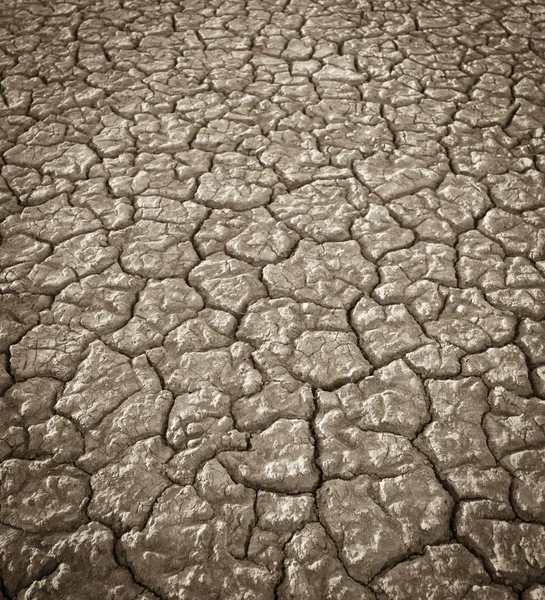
[1,0,545,598]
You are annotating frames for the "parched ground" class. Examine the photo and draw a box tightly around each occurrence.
[1,0,545,598]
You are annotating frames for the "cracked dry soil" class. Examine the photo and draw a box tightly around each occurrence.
[1,0,545,598]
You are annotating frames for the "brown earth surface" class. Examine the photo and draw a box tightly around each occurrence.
[1,0,545,598]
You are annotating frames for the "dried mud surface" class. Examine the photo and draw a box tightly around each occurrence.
[1,0,545,598]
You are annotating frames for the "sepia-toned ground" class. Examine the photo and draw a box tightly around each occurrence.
[1,0,545,598]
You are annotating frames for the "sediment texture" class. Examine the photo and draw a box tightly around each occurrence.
[1,0,545,598]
